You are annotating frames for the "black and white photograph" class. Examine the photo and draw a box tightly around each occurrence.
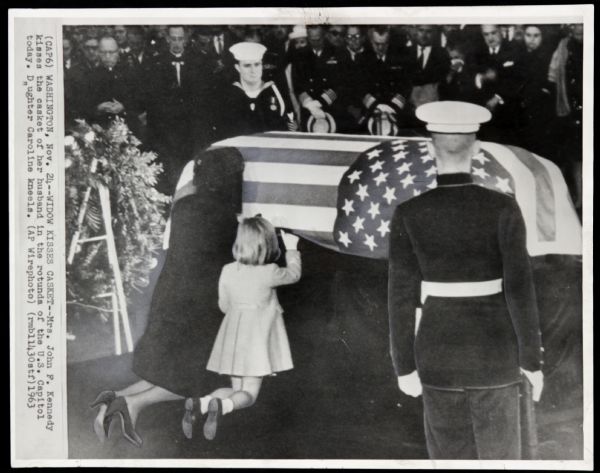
[9,6,593,468]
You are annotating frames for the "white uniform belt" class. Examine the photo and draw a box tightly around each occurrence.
[420,278,503,304]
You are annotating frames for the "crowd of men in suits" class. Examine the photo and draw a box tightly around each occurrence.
[63,23,583,206]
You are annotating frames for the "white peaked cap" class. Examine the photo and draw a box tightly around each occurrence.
[229,42,267,62]
[289,25,308,40]
[416,101,492,133]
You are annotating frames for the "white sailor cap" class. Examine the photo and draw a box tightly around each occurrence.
[229,42,267,62]
[416,101,492,133]
[289,26,308,40]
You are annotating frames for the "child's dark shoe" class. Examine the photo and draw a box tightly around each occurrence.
[203,398,222,441]
[182,397,200,440]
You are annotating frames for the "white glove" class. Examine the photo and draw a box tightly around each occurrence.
[521,368,544,402]
[376,103,396,115]
[303,99,326,119]
[280,230,299,250]
[397,370,422,397]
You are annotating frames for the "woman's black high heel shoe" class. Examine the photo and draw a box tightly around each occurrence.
[90,390,116,442]
[90,390,116,409]
[182,398,201,439]
[93,407,114,443]
[104,397,143,448]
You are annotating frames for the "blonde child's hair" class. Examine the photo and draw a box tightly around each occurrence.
[232,216,281,265]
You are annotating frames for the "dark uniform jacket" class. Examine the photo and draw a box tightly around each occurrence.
[216,81,289,140]
[262,48,294,114]
[292,45,343,114]
[388,173,543,389]
[335,47,371,131]
[360,48,413,117]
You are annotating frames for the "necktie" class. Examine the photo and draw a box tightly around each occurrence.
[171,58,184,86]
[219,36,224,55]
[419,47,426,69]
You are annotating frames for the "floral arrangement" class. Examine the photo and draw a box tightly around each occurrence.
[65,118,171,312]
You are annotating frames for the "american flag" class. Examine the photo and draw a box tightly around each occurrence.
[168,131,581,258]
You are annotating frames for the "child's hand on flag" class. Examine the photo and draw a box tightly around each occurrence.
[280,230,299,250]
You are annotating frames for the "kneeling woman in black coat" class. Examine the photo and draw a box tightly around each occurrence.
[90,147,244,447]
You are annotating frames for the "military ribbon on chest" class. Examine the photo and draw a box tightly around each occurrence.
[269,96,277,111]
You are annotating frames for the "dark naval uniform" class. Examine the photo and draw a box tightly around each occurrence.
[361,48,413,130]
[292,45,343,131]
[216,81,289,140]
[388,172,543,459]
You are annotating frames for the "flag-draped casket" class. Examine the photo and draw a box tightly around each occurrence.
[171,131,583,410]
[173,131,581,259]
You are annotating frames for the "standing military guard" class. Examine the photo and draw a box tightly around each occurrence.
[388,101,544,459]
[292,25,344,133]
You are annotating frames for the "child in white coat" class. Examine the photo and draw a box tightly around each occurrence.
[182,216,301,440]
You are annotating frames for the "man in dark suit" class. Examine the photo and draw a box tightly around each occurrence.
[206,26,237,82]
[124,25,153,70]
[438,41,478,102]
[85,35,142,131]
[144,25,212,195]
[65,35,100,123]
[292,25,344,132]
[114,25,130,56]
[470,24,521,144]
[403,25,450,109]
[388,101,544,459]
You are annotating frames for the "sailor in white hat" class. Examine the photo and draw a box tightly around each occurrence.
[388,100,544,459]
[214,41,294,139]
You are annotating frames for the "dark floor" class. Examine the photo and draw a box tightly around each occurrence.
[66,246,584,460]
[67,352,430,459]
[67,307,584,461]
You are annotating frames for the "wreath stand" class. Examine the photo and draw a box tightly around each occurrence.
[67,158,134,355]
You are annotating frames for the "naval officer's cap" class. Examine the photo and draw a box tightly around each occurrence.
[229,42,267,62]
[416,101,492,133]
